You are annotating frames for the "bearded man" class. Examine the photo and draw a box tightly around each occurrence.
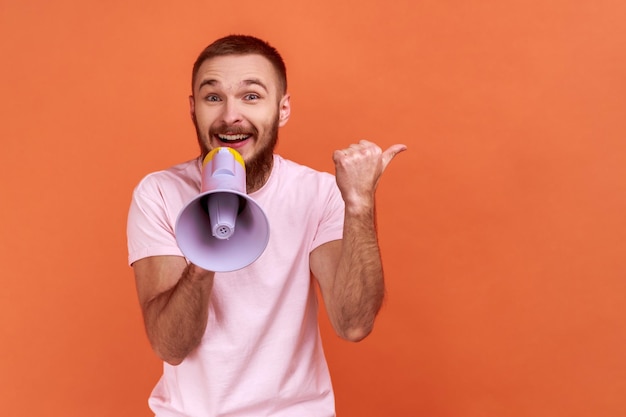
[127,34,406,417]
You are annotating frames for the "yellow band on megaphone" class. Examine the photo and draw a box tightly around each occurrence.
[203,147,245,168]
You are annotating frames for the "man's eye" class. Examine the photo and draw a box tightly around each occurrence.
[244,93,260,100]
[205,95,221,102]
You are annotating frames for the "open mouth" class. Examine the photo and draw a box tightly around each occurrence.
[217,133,251,144]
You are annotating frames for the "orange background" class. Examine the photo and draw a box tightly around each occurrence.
[1,0,626,416]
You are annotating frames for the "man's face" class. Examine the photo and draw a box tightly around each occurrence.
[190,54,290,190]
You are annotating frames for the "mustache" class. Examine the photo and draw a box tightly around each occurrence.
[209,123,258,136]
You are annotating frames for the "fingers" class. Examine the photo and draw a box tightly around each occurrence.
[333,141,406,202]
[335,140,407,170]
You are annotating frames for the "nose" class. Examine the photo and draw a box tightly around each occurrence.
[220,99,243,125]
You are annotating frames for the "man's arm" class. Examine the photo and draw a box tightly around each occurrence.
[311,140,406,342]
[133,255,214,365]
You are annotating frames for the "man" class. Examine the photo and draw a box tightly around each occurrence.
[127,34,406,416]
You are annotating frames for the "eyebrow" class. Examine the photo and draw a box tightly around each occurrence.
[243,78,269,92]
[197,78,269,93]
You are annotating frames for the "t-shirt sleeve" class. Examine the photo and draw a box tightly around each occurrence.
[310,174,345,251]
[126,176,184,266]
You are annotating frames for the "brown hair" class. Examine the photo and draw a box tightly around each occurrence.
[191,34,287,95]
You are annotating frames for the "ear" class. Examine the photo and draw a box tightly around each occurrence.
[188,95,195,121]
[278,94,291,127]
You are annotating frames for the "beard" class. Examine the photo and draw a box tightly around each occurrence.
[193,114,280,193]
[241,119,279,192]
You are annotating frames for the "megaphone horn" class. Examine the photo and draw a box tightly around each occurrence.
[175,147,270,272]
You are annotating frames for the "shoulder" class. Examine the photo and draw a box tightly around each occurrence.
[133,158,201,198]
[272,154,337,189]
[261,155,343,214]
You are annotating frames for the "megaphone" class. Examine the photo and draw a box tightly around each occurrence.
[175,147,270,272]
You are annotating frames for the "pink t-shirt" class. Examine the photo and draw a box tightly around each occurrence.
[127,154,344,417]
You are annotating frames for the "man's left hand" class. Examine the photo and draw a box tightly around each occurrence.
[333,140,407,207]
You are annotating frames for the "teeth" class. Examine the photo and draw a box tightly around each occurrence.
[218,134,249,142]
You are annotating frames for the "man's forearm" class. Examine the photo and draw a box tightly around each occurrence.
[332,204,385,341]
[143,264,214,365]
